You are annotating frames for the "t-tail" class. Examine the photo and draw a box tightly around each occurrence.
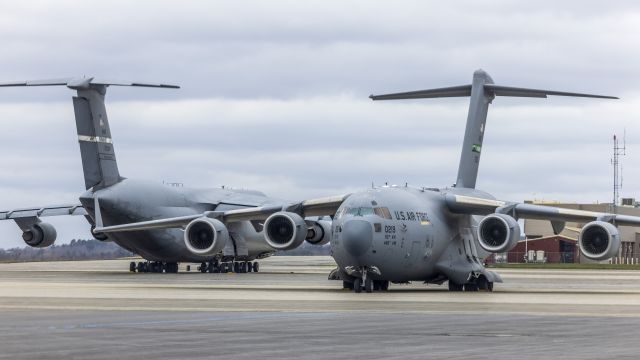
[0,78,178,190]
[370,69,617,189]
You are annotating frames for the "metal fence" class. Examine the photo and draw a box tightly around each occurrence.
[488,251,640,264]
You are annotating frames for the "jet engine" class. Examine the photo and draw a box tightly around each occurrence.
[305,220,332,246]
[578,221,621,260]
[263,212,308,250]
[22,222,57,248]
[477,213,520,253]
[184,217,229,257]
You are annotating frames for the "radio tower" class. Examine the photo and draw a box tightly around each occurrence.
[612,131,626,214]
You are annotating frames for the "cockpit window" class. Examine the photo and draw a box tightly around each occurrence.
[374,207,392,220]
[338,206,391,219]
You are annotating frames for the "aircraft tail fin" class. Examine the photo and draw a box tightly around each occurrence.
[370,69,616,189]
[0,78,179,190]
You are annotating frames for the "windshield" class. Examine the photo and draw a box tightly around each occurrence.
[338,206,391,219]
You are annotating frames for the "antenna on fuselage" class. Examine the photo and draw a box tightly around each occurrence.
[369,69,617,189]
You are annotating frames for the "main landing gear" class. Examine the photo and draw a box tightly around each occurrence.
[447,277,493,292]
[129,260,261,274]
[197,260,260,274]
[130,261,179,273]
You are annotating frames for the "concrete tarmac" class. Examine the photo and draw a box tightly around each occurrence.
[1,256,639,359]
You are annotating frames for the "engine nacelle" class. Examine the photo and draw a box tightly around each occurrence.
[264,212,307,250]
[578,221,621,261]
[477,213,520,253]
[305,220,332,245]
[22,222,57,248]
[184,217,229,257]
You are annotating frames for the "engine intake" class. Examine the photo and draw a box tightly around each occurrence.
[305,220,332,245]
[264,212,307,250]
[184,217,229,257]
[22,222,57,248]
[477,213,520,253]
[579,221,620,260]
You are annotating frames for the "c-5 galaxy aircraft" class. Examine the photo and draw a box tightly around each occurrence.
[91,69,640,292]
[0,78,342,273]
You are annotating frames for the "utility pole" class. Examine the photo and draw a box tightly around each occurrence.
[612,131,626,214]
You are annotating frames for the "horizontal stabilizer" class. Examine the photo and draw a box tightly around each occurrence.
[369,85,471,100]
[0,77,179,90]
[371,84,617,100]
[483,84,618,99]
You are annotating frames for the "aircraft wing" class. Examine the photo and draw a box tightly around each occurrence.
[0,204,88,220]
[93,194,350,234]
[444,194,640,226]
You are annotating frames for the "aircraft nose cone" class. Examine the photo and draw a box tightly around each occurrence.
[342,219,373,257]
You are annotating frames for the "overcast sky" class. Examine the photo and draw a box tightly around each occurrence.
[1,1,640,248]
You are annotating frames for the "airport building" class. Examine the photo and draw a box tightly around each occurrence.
[500,199,640,264]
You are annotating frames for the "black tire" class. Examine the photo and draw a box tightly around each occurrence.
[129,262,136,272]
[200,262,207,273]
[252,262,259,273]
[381,281,389,291]
[448,281,463,291]
[247,262,253,273]
[343,281,354,290]
[354,278,362,293]
[464,283,479,292]
[186,265,191,272]
[241,262,248,273]
[487,282,494,292]
[364,278,373,293]
[477,276,490,291]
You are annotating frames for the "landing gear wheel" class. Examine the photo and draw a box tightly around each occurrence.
[199,262,207,273]
[381,280,389,291]
[364,278,373,293]
[448,281,463,291]
[166,262,178,273]
[129,262,136,272]
[247,262,253,273]
[241,262,248,273]
[137,262,146,273]
[354,278,362,293]
[477,277,492,291]
[373,280,389,291]
[252,262,259,273]
[343,281,354,290]
[464,283,479,292]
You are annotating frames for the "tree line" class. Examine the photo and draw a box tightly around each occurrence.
[0,239,330,262]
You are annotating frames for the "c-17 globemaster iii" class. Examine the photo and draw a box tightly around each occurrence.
[0,78,343,273]
[90,69,640,293]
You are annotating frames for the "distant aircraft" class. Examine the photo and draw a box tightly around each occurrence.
[89,70,637,292]
[0,78,343,273]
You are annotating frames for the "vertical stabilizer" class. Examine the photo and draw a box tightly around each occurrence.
[73,85,121,189]
[455,70,494,188]
[369,69,616,189]
[0,78,179,190]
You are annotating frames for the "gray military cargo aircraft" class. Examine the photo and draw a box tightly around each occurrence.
[0,78,343,273]
[88,69,640,292]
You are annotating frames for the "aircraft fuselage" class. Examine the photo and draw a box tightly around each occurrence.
[331,186,500,285]
[79,178,277,262]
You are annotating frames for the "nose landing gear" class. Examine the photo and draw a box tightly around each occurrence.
[344,266,387,293]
